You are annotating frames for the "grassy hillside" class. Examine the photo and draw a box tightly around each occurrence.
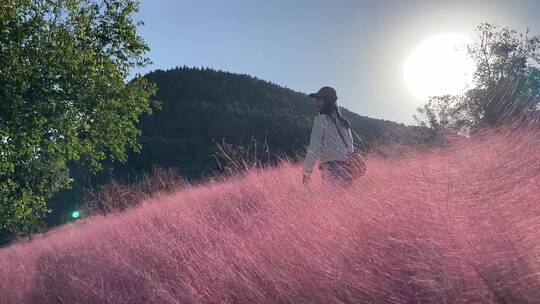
[2,121,539,303]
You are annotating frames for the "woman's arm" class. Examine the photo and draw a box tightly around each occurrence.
[303,115,325,177]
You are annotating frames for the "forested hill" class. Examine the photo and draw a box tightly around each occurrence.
[44,66,423,230]
[115,66,423,181]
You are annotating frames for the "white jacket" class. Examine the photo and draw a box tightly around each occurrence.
[303,113,354,176]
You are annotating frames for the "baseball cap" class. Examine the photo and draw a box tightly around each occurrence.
[309,86,338,99]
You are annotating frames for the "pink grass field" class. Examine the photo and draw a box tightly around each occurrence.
[1,123,540,303]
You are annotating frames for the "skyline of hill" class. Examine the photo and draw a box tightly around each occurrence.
[125,66,425,180]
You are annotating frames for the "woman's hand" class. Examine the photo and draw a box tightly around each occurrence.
[302,173,311,184]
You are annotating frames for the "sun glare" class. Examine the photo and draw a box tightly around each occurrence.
[404,33,476,102]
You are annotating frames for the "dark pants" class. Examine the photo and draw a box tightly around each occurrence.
[319,160,354,189]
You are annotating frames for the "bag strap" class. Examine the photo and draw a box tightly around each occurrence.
[329,114,349,148]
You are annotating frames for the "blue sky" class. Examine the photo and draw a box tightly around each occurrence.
[132,0,540,124]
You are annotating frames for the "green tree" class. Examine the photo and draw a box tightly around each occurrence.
[415,23,540,136]
[0,0,157,234]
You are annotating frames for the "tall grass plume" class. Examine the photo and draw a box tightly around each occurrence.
[1,121,539,303]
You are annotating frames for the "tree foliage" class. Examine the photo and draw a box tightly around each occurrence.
[0,0,157,234]
[415,23,540,136]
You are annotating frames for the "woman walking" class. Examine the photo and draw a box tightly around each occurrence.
[302,86,355,189]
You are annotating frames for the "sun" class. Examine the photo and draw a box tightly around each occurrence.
[404,33,476,101]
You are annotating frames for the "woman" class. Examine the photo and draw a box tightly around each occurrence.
[302,86,354,189]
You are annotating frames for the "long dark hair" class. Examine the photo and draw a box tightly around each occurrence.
[319,96,351,129]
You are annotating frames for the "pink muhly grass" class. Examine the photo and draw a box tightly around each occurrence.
[1,122,539,303]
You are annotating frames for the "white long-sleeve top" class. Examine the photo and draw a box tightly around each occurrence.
[303,113,354,176]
